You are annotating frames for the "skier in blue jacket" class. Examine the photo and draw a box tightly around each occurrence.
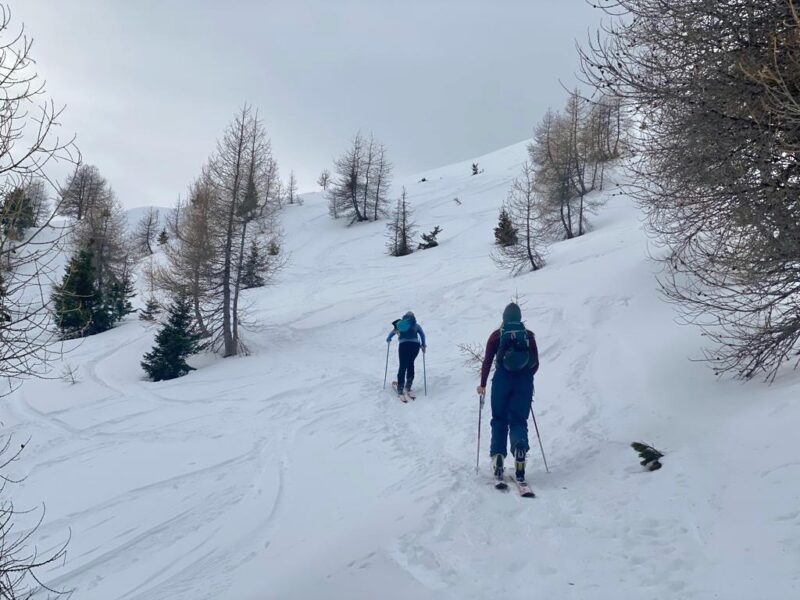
[387,311,426,398]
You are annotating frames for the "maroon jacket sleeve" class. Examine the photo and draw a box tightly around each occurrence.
[528,330,540,375]
[480,330,501,387]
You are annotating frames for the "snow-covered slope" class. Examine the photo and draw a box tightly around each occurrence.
[4,141,800,600]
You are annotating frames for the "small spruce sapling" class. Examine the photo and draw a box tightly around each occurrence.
[418,226,442,250]
[139,297,161,322]
[141,291,203,381]
[494,207,518,247]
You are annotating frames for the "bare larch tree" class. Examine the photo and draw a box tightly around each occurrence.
[492,161,546,275]
[580,0,800,380]
[317,168,331,191]
[328,132,392,224]
[133,207,160,257]
[160,106,282,356]
[386,187,416,257]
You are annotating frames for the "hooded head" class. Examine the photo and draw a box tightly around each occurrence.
[403,311,415,320]
[502,302,522,325]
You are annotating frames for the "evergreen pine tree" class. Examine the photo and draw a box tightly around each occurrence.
[51,249,104,338]
[1,187,36,239]
[141,291,203,381]
[108,270,136,321]
[472,162,479,176]
[139,297,161,322]
[494,207,518,247]
[158,229,169,245]
[241,239,266,289]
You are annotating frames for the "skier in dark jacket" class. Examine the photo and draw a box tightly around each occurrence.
[476,302,539,483]
[387,311,427,399]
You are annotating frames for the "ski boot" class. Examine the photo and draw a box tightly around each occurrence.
[491,453,504,478]
[514,447,527,483]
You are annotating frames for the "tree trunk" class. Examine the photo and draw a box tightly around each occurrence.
[221,118,247,357]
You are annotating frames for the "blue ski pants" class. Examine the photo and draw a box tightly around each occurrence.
[489,368,534,457]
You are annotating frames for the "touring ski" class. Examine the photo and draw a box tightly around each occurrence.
[391,382,410,403]
[512,478,535,498]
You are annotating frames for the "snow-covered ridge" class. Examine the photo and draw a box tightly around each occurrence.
[3,141,799,600]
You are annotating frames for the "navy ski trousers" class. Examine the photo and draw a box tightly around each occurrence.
[489,368,534,457]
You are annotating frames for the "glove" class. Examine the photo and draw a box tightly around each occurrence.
[422,346,427,353]
[386,336,392,343]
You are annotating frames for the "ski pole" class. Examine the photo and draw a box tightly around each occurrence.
[423,350,428,396]
[475,393,485,474]
[530,406,550,473]
[383,341,390,389]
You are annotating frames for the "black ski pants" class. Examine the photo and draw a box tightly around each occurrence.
[397,342,421,391]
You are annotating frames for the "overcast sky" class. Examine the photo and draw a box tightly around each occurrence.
[14,0,603,209]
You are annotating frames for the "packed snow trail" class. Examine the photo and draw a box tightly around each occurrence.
[3,142,800,599]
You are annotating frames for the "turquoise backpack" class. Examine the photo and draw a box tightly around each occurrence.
[394,315,418,341]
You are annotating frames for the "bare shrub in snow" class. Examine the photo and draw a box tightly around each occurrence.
[458,342,485,372]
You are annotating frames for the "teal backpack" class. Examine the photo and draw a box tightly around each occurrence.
[497,321,531,371]
[394,315,418,341]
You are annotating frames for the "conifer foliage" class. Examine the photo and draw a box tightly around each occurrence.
[494,207,518,247]
[1,187,36,239]
[241,239,267,289]
[139,297,161,322]
[51,248,134,339]
[51,249,105,338]
[418,226,442,250]
[141,291,202,381]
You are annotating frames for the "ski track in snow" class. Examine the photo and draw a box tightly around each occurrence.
[3,141,800,599]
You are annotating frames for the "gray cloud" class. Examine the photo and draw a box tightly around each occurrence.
[14,0,602,208]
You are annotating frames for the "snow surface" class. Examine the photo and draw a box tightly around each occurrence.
[3,141,800,599]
